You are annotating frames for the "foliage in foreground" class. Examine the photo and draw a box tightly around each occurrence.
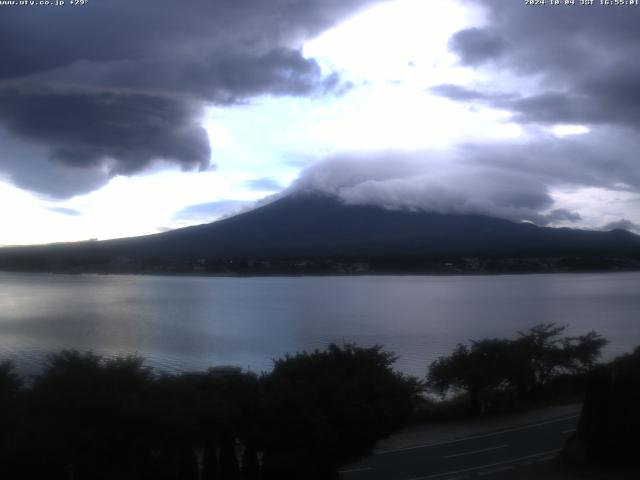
[0,325,617,478]
[262,345,421,479]
[0,345,421,480]
[427,324,607,414]
[563,345,640,468]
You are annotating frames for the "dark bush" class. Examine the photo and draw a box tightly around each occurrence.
[0,344,419,480]
[427,324,607,414]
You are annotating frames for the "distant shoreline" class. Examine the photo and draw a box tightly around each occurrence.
[2,266,639,279]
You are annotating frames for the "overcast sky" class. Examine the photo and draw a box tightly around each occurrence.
[1,0,639,245]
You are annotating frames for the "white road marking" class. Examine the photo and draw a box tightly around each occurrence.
[406,449,561,480]
[376,415,579,455]
[444,444,508,459]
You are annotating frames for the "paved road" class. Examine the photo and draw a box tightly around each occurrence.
[339,414,578,480]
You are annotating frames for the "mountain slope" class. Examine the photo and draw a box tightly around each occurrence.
[1,193,639,273]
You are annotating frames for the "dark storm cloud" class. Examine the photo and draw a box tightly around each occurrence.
[0,0,381,83]
[438,1,640,129]
[448,28,506,66]
[0,129,110,198]
[35,48,339,105]
[0,86,210,175]
[454,0,640,74]
[433,77,640,129]
[463,128,640,193]
[505,66,640,127]
[0,0,383,197]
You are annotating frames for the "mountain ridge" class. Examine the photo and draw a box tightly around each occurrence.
[1,192,639,274]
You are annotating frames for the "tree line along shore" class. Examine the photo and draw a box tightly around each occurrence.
[0,324,637,479]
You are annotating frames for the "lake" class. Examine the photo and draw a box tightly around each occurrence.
[1,271,639,377]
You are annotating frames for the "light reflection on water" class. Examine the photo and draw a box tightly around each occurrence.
[1,271,639,377]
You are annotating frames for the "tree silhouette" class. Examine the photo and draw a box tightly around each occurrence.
[0,360,21,397]
[513,324,607,397]
[568,346,640,467]
[172,368,262,480]
[261,344,421,479]
[0,360,23,477]
[427,339,512,414]
[26,351,155,479]
[240,442,260,480]
[0,344,421,479]
[428,324,607,413]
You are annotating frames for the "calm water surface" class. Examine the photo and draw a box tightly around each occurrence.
[1,272,639,377]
